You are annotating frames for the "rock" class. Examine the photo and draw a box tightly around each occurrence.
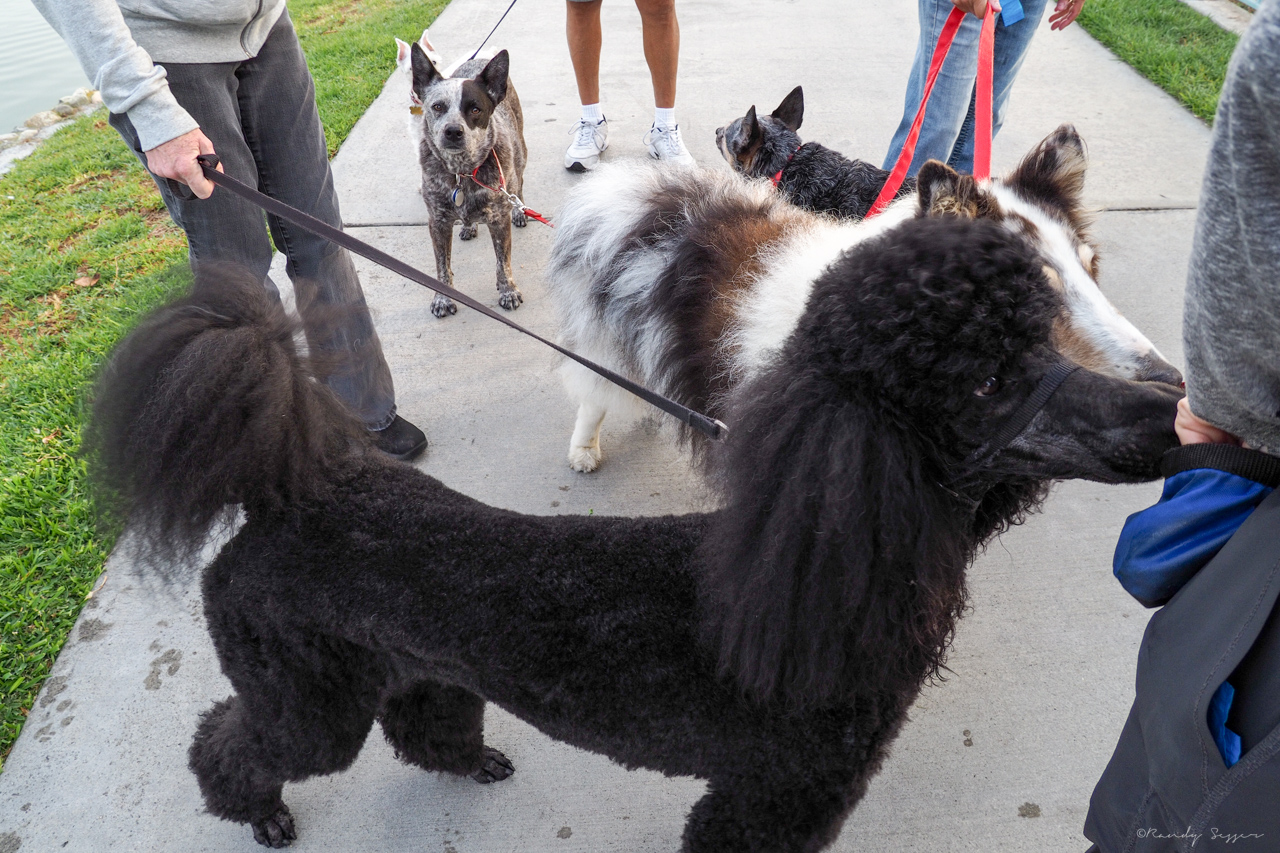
[17,129,39,144]
[0,133,18,148]
[89,90,103,105]
[24,111,63,130]
[53,104,77,118]
[59,93,90,109]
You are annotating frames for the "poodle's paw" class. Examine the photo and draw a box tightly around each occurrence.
[459,224,478,241]
[568,444,602,473]
[251,805,296,848]
[471,746,515,784]
[431,294,458,318]
[498,286,523,311]
[512,208,528,228]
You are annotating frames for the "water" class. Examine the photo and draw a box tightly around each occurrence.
[0,0,90,132]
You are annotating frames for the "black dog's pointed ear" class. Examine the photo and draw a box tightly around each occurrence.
[771,86,804,132]
[478,49,510,105]
[410,41,441,97]
[1005,123,1087,221]
[743,105,762,147]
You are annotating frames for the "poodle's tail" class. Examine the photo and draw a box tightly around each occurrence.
[86,267,366,569]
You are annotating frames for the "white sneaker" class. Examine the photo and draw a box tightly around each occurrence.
[643,123,695,167]
[565,117,609,172]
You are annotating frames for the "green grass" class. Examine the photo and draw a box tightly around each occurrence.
[0,0,445,768]
[1077,0,1240,123]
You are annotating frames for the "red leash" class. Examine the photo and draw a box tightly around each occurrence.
[466,150,554,227]
[866,4,996,218]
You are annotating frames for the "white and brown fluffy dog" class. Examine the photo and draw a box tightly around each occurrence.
[395,33,528,317]
[547,125,1182,472]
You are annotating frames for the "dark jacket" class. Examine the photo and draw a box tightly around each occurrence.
[1085,445,1280,852]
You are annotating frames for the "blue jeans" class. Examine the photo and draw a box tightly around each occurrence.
[883,0,1049,176]
[109,12,397,429]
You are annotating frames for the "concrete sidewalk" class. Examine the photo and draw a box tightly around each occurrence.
[0,1,1213,850]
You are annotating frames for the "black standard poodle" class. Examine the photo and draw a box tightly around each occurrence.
[87,217,1182,850]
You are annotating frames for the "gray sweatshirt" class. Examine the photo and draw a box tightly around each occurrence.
[1183,0,1280,454]
[31,0,287,151]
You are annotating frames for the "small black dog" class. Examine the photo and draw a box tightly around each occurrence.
[715,86,914,219]
[409,42,528,317]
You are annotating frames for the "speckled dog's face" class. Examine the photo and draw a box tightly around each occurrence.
[715,86,804,179]
[410,43,510,173]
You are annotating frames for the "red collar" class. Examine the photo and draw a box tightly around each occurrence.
[770,144,805,187]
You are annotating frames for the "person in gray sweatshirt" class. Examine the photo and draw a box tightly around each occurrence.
[32,0,428,461]
[1084,1,1280,849]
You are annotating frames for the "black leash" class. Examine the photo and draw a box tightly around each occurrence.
[467,0,520,61]
[196,155,728,441]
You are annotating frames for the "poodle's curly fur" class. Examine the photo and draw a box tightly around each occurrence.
[87,218,1178,850]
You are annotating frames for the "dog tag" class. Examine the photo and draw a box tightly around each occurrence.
[451,187,464,208]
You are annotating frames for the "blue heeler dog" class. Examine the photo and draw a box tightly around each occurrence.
[407,40,528,318]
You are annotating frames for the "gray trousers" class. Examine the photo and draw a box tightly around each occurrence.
[109,11,396,429]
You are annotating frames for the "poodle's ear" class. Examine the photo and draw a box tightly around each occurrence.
[771,86,804,132]
[917,160,1001,219]
[477,49,511,105]
[410,41,442,99]
[1004,123,1087,226]
[700,370,969,708]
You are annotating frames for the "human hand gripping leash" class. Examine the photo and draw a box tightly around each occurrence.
[194,155,727,440]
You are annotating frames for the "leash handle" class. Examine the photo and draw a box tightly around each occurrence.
[194,155,727,441]
[867,3,995,218]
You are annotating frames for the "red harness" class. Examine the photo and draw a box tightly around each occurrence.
[770,144,805,188]
[866,4,996,219]
[463,150,553,227]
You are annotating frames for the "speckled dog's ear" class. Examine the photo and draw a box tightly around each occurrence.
[770,86,804,132]
[410,41,442,100]
[478,50,510,105]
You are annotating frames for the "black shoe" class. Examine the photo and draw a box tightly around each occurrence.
[371,415,427,461]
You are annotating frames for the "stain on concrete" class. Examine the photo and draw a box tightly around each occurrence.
[559,486,570,492]
[1018,802,1041,818]
[0,832,20,852]
[550,501,560,507]
[963,729,973,747]
[59,716,73,728]
[444,846,457,853]
[55,700,71,712]
[557,826,572,839]
[149,641,162,652]
[144,649,183,690]
[37,677,67,709]
[77,619,112,642]
[34,725,53,744]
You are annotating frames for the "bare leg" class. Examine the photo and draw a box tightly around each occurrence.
[568,399,607,472]
[636,0,679,109]
[566,0,603,106]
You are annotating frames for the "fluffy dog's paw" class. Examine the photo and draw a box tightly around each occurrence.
[568,444,602,473]
[471,746,515,784]
[459,224,478,241]
[498,287,523,311]
[431,294,458,318]
[251,805,296,848]
[512,208,528,228]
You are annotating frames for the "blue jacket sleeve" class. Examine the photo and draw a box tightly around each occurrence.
[1113,445,1280,608]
